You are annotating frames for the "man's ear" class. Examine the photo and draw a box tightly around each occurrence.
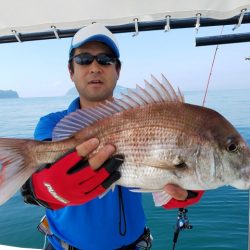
[116,67,121,80]
[68,64,74,81]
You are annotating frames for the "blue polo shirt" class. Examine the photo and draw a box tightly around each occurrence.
[34,97,146,250]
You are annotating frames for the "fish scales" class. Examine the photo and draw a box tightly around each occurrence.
[49,102,250,191]
[64,102,240,190]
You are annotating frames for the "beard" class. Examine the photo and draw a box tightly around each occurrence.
[77,84,115,103]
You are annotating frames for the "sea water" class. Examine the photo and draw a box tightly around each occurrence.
[0,89,249,250]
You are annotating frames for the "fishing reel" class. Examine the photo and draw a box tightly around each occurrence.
[172,208,193,250]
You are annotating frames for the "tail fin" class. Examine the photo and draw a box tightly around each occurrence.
[0,138,36,205]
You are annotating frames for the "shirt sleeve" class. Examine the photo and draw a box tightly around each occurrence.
[34,111,67,140]
[162,190,204,209]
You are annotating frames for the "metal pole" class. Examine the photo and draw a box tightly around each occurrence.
[0,13,250,44]
[196,32,250,46]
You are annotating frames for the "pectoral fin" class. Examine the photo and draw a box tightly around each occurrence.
[152,191,172,206]
[129,188,172,207]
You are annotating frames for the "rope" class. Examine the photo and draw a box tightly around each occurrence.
[202,26,224,106]
[118,186,127,236]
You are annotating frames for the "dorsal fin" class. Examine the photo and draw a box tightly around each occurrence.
[161,74,184,102]
[52,75,184,141]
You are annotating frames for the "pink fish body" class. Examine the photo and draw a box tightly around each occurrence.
[0,75,249,205]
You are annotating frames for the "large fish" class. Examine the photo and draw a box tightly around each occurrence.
[0,75,249,206]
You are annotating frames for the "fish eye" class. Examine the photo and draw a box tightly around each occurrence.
[174,162,187,169]
[227,143,238,152]
[226,137,239,153]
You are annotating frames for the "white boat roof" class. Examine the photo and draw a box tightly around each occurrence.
[0,0,249,36]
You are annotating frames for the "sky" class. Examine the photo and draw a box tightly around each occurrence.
[0,23,249,97]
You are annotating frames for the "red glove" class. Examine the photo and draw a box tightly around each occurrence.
[163,190,204,209]
[31,150,123,210]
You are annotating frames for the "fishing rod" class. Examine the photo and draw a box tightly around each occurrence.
[171,208,193,250]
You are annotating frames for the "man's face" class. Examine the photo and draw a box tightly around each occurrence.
[69,41,120,106]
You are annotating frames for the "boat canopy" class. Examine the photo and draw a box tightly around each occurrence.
[0,0,250,44]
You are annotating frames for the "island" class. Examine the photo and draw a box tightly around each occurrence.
[0,90,19,98]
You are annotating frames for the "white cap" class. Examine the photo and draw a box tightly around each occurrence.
[69,23,120,58]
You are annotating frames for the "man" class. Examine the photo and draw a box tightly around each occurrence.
[21,23,203,250]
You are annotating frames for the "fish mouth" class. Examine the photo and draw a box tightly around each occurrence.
[236,148,250,189]
[231,179,250,189]
[241,165,250,180]
[232,165,250,189]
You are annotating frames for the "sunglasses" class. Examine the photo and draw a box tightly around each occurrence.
[69,53,116,66]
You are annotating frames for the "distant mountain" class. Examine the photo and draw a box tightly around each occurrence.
[0,90,19,98]
[66,87,78,96]
[114,85,127,98]
[66,85,127,98]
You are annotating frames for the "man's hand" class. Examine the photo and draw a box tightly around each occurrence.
[163,184,204,209]
[76,138,115,170]
[164,184,188,200]
[31,138,124,210]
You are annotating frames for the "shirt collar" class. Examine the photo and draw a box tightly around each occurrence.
[67,97,80,114]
